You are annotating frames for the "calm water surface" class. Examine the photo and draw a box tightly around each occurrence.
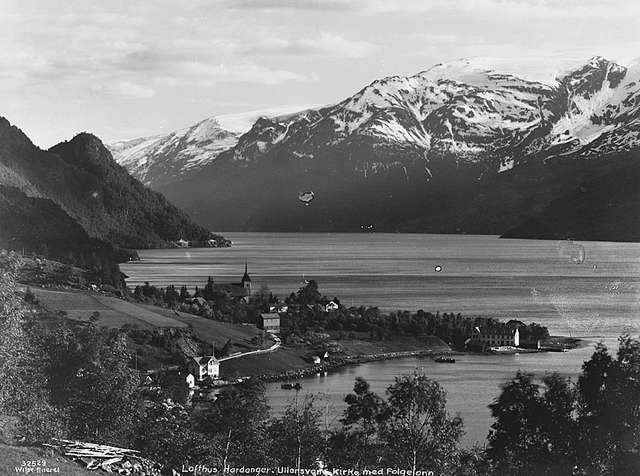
[122,233,640,446]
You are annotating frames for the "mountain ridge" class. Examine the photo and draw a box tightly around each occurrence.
[0,117,221,249]
[112,57,640,239]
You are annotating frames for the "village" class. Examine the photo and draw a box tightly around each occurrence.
[11,252,577,407]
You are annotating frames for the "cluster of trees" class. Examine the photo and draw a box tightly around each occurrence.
[485,335,640,475]
[0,253,141,444]
[133,375,465,475]
[131,279,274,324]
[0,185,127,289]
[138,338,640,476]
[281,281,549,348]
[1,253,638,474]
[131,278,549,349]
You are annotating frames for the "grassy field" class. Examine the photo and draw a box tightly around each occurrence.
[139,304,268,351]
[31,287,269,362]
[29,287,449,378]
[221,346,309,378]
[31,287,187,329]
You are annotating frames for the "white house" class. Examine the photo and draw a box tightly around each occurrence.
[324,301,339,312]
[470,325,520,348]
[186,373,196,389]
[188,355,220,381]
[261,313,280,334]
[269,304,288,313]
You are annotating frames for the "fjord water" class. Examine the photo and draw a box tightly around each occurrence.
[121,233,640,446]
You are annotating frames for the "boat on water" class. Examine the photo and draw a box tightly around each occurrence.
[434,355,456,363]
[281,382,302,390]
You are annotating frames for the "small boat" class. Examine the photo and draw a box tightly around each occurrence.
[434,356,456,363]
[281,382,302,390]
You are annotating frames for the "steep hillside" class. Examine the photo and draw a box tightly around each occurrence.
[502,155,640,241]
[144,57,639,239]
[0,117,215,248]
[0,186,125,287]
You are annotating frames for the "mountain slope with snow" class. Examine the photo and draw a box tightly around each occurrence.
[108,117,239,186]
[221,57,639,172]
[126,56,639,238]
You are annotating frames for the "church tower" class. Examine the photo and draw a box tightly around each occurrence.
[241,262,252,294]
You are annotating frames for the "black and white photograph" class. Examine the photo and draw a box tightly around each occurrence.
[0,1,638,474]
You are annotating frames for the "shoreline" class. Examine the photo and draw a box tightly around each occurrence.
[255,348,442,383]
[223,339,585,385]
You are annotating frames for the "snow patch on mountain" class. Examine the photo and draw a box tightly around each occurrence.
[108,117,239,185]
[112,57,640,189]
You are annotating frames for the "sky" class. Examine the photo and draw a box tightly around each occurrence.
[2,0,640,148]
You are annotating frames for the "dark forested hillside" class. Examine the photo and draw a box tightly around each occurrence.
[0,186,125,286]
[0,117,212,249]
[501,158,640,241]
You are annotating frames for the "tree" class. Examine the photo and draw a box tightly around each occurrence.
[329,377,387,469]
[164,285,179,306]
[252,284,273,310]
[0,254,30,411]
[487,371,577,475]
[0,252,66,442]
[380,373,463,475]
[485,336,640,475]
[268,394,326,469]
[136,399,218,471]
[179,285,191,301]
[40,323,142,446]
[576,335,640,474]
[203,276,215,300]
[296,280,321,305]
[196,380,272,468]
[487,372,544,473]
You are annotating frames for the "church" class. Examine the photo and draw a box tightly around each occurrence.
[210,263,252,302]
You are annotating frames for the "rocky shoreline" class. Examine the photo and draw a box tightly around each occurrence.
[254,348,448,383]
[248,338,584,384]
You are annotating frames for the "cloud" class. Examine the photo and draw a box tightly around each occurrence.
[91,81,156,98]
[183,61,317,85]
[215,0,355,11]
[222,0,640,18]
[243,32,376,59]
[215,103,321,132]
[154,61,316,86]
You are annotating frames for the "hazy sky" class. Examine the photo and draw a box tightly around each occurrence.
[2,0,639,147]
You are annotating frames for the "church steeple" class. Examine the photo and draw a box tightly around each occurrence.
[241,261,251,293]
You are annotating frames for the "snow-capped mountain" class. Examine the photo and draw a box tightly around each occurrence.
[108,117,239,186]
[223,56,638,173]
[108,105,319,187]
[132,56,639,237]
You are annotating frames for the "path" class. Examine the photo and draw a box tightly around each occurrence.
[218,334,281,362]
